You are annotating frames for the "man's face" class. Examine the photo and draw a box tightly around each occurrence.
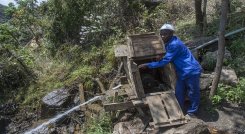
[160,29,173,43]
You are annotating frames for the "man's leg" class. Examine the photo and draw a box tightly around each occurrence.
[185,74,200,114]
[175,78,186,110]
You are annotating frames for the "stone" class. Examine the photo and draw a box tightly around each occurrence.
[41,88,71,119]
[201,49,232,71]
[173,119,210,134]
[113,117,147,134]
[200,73,213,90]
[200,67,238,89]
[217,67,238,85]
[42,88,70,107]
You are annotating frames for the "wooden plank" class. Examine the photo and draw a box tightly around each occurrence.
[162,63,176,90]
[122,57,137,99]
[114,45,128,57]
[103,100,144,111]
[131,62,145,98]
[78,84,86,111]
[161,92,183,121]
[127,34,164,58]
[127,37,135,57]
[145,95,169,124]
[127,59,138,98]
[152,119,187,128]
[104,101,134,111]
[128,32,155,37]
[131,99,144,106]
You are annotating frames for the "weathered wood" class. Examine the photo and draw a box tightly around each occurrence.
[151,119,188,128]
[104,101,135,111]
[78,84,86,111]
[131,99,144,106]
[163,63,176,90]
[161,92,183,121]
[131,61,145,98]
[113,91,119,103]
[123,84,137,99]
[128,32,155,37]
[145,95,169,124]
[127,59,138,98]
[136,107,145,116]
[104,99,145,111]
[127,33,165,58]
[93,78,105,93]
[109,62,124,91]
[114,45,128,57]
[144,92,187,128]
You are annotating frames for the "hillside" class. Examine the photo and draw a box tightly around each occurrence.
[0,0,244,133]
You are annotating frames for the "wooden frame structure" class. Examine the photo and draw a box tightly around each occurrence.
[104,33,188,128]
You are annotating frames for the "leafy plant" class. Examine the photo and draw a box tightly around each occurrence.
[211,95,222,105]
[213,78,245,104]
[86,113,113,134]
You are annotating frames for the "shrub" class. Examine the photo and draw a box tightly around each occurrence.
[213,78,245,104]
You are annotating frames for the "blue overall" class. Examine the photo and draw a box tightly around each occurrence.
[147,36,202,114]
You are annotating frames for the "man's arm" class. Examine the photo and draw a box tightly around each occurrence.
[147,44,179,69]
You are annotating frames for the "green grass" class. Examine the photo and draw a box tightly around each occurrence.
[85,113,113,134]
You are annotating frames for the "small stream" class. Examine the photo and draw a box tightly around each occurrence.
[24,96,103,134]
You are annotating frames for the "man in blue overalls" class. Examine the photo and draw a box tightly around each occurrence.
[138,23,202,117]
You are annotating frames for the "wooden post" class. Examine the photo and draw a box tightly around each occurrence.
[78,84,86,111]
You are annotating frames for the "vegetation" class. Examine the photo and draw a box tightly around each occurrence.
[85,113,113,134]
[212,37,245,105]
[211,78,245,105]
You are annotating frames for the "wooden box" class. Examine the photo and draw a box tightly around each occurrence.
[127,33,165,58]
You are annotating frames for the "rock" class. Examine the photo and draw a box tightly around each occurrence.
[42,88,70,107]
[113,117,147,134]
[200,67,238,89]
[41,88,71,119]
[173,119,210,134]
[200,73,213,90]
[201,49,232,71]
[216,67,238,85]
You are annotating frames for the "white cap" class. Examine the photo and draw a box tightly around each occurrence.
[160,23,175,31]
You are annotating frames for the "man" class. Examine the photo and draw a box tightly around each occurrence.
[138,24,202,116]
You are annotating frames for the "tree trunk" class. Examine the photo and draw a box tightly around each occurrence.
[202,0,207,35]
[210,0,229,98]
[195,0,204,32]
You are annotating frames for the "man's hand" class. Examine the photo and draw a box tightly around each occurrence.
[138,64,148,69]
[156,54,163,61]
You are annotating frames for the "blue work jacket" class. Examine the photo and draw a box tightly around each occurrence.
[147,36,202,80]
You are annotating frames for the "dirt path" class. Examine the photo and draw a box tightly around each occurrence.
[197,102,245,133]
